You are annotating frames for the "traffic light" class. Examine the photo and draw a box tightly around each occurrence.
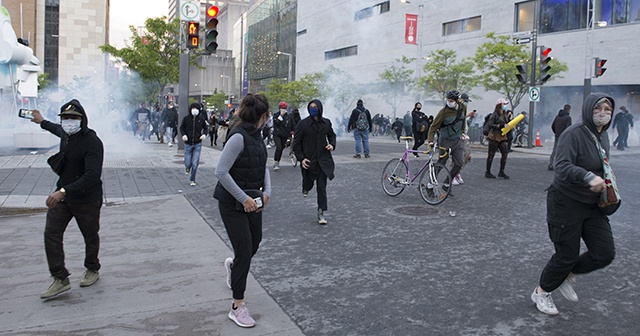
[186,21,200,49]
[594,57,607,77]
[515,64,528,85]
[205,6,219,53]
[538,46,552,85]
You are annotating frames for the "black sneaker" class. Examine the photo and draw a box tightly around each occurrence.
[185,167,191,174]
[485,172,496,179]
[413,153,420,158]
[498,172,510,179]
[364,154,370,158]
[353,154,361,158]
[547,165,554,171]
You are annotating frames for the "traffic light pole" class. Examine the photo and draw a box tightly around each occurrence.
[177,51,190,151]
[526,0,540,149]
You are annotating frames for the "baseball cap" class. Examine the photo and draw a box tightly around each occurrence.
[59,103,83,117]
[461,93,471,102]
[496,98,509,105]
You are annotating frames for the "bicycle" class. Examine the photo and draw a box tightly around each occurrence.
[286,132,297,167]
[513,126,529,147]
[381,136,452,205]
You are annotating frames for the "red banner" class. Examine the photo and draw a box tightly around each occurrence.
[405,14,418,45]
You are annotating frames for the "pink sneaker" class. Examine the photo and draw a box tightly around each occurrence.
[228,302,256,328]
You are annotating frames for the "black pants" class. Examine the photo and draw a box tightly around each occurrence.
[395,129,403,142]
[549,136,560,167]
[273,135,288,162]
[486,140,508,173]
[219,201,263,300]
[539,186,615,292]
[209,129,217,146]
[413,131,426,151]
[614,127,629,150]
[45,200,102,280]
[303,169,328,211]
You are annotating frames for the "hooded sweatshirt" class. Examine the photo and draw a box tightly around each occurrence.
[40,99,104,203]
[292,99,337,180]
[552,93,613,205]
[551,108,572,138]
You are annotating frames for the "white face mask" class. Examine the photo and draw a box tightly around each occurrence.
[593,113,611,127]
[61,119,82,135]
[191,109,199,116]
[447,102,457,109]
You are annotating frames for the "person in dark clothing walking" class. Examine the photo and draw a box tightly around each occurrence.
[549,104,572,170]
[180,103,209,186]
[161,101,179,147]
[214,94,271,328]
[411,102,429,157]
[208,111,219,146]
[612,106,634,150]
[30,100,104,299]
[392,117,404,142]
[272,101,295,171]
[293,99,337,225]
[403,111,413,137]
[484,98,511,179]
[531,93,618,316]
[347,99,372,158]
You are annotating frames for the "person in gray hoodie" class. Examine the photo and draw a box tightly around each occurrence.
[531,93,618,316]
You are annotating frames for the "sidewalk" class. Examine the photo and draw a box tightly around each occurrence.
[0,136,304,335]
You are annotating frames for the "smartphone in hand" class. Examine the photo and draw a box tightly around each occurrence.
[18,109,34,119]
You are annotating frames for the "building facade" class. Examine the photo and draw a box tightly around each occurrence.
[296,0,640,119]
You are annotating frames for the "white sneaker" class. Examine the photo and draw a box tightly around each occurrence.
[266,144,272,149]
[452,179,460,186]
[228,302,255,328]
[557,273,578,302]
[189,181,196,186]
[531,287,559,315]
[455,174,464,184]
[224,257,233,289]
[274,162,280,171]
[168,142,173,147]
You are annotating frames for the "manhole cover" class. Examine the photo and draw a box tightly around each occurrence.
[392,205,443,217]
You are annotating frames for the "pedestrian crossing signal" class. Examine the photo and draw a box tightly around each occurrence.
[186,21,199,49]
[594,58,607,77]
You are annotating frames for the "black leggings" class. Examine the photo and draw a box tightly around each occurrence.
[273,135,288,162]
[219,201,263,300]
[413,131,426,151]
[486,140,508,173]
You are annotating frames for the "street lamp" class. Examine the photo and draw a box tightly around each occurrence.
[276,51,293,82]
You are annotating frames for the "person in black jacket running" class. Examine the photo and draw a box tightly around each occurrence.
[180,102,209,186]
[30,99,105,299]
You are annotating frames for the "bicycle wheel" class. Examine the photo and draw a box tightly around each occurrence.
[289,150,297,167]
[381,158,408,196]
[418,163,451,205]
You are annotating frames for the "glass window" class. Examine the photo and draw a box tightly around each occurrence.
[377,1,391,14]
[325,46,358,60]
[355,7,372,21]
[614,0,628,23]
[631,0,640,21]
[443,16,481,36]
[516,1,535,32]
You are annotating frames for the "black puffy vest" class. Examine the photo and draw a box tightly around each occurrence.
[214,124,267,203]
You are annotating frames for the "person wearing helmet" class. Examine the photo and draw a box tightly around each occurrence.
[484,98,511,179]
[272,101,294,171]
[426,90,473,196]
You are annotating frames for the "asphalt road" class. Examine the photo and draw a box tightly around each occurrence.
[187,139,640,336]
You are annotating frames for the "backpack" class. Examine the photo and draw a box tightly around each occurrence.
[482,114,492,136]
[356,110,369,131]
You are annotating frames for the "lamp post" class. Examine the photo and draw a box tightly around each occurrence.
[401,0,425,102]
[276,51,293,82]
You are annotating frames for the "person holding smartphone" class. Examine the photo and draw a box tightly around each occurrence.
[213,94,271,328]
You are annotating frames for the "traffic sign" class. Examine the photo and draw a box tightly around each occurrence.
[511,31,532,39]
[180,1,200,21]
[529,87,540,102]
[516,37,531,44]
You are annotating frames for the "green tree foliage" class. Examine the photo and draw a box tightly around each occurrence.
[474,32,568,110]
[100,17,182,102]
[419,49,479,101]
[204,90,229,113]
[378,56,415,119]
[262,74,320,111]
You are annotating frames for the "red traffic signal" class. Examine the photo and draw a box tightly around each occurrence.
[186,21,200,49]
[594,57,607,77]
[538,45,552,85]
[205,6,219,53]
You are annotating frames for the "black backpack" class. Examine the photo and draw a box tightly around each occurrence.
[482,114,492,136]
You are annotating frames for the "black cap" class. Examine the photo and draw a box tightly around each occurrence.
[461,93,471,102]
[59,103,83,117]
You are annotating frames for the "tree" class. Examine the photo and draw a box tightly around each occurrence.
[99,17,183,102]
[261,74,320,110]
[474,32,568,110]
[418,49,479,101]
[378,56,415,119]
[204,90,228,113]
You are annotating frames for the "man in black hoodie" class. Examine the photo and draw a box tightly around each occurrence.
[180,102,209,186]
[30,99,104,299]
[531,93,617,316]
[293,99,337,225]
[549,104,572,170]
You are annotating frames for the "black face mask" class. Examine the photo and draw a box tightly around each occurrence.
[416,107,421,111]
